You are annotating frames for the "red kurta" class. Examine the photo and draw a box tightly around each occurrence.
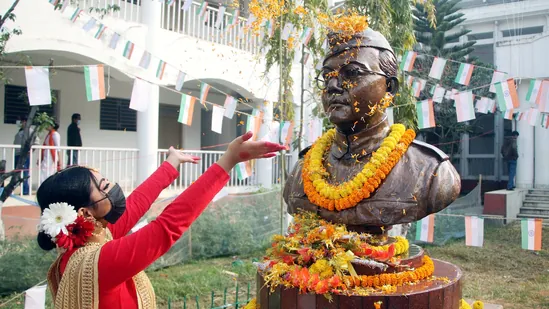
[58,162,229,308]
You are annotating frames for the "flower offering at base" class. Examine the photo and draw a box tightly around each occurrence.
[256,212,446,298]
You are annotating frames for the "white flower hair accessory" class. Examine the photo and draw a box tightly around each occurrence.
[39,202,78,239]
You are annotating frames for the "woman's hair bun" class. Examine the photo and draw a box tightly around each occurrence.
[37,231,56,251]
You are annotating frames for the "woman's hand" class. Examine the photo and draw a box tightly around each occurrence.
[217,132,287,173]
[166,147,200,170]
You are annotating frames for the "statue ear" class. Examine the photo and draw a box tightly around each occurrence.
[386,77,399,96]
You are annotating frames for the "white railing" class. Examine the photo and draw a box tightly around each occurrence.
[157,149,260,190]
[0,144,288,199]
[76,0,260,54]
[0,145,139,196]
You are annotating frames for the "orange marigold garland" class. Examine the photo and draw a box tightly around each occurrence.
[302,124,416,211]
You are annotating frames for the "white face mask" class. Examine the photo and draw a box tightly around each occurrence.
[16,120,21,126]
[77,120,81,125]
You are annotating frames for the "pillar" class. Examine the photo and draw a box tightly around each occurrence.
[257,100,274,189]
[515,82,534,189]
[535,126,549,189]
[137,1,162,183]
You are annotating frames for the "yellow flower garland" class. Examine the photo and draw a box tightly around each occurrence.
[303,124,416,211]
[368,236,409,257]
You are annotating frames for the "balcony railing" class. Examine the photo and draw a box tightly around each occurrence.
[76,0,260,53]
[0,145,292,199]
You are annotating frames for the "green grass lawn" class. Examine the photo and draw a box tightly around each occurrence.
[2,223,549,308]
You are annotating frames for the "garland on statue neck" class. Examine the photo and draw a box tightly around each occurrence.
[302,124,416,211]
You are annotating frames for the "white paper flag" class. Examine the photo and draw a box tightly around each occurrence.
[211,105,225,134]
[223,95,237,119]
[24,67,51,106]
[24,285,47,309]
[215,6,226,28]
[386,107,395,125]
[130,78,152,112]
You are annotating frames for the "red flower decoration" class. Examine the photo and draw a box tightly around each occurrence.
[55,216,95,251]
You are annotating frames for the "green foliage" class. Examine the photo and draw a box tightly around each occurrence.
[412,0,495,154]
[261,0,329,123]
[0,239,56,297]
[54,2,120,19]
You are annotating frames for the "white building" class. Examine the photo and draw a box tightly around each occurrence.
[455,0,549,191]
[0,0,323,205]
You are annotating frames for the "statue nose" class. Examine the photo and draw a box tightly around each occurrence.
[326,76,344,95]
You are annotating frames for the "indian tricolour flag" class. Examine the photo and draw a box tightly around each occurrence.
[490,71,507,93]
[415,215,435,243]
[455,63,474,85]
[265,19,275,38]
[504,109,514,120]
[416,99,435,129]
[399,51,416,72]
[429,57,446,80]
[70,8,83,23]
[229,9,239,27]
[539,80,549,113]
[178,94,196,126]
[494,79,519,111]
[525,79,543,104]
[247,109,264,139]
[455,91,476,122]
[521,218,542,251]
[301,27,314,46]
[280,121,294,146]
[156,60,167,80]
[123,41,135,59]
[235,161,252,180]
[433,85,446,103]
[84,65,106,102]
[465,216,484,247]
[541,113,549,129]
[199,82,211,107]
[196,1,208,21]
[475,97,495,114]
[94,24,107,39]
[411,80,423,97]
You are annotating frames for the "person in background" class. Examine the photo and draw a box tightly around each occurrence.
[13,115,39,195]
[501,131,519,191]
[67,113,82,166]
[40,122,61,185]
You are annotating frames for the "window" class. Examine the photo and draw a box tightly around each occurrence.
[3,85,56,124]
[99,97,137,132]
[470,44,494,64]
[468,32,494,41]
[502,26,544,38]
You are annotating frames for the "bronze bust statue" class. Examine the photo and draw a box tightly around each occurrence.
[284,29,461,231]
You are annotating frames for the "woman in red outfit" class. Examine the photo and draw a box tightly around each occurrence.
[36,132,286,309]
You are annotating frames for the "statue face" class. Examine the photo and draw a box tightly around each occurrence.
[321,48,388,132]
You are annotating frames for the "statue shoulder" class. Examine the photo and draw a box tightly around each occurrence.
[410,140,449,162]
[298,146,312,159]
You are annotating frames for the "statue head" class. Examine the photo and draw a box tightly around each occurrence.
[317,28,399,134]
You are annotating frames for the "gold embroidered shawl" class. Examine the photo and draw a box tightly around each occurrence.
[47,229,156,309]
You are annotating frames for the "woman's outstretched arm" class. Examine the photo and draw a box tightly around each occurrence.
[108,150,200,239]
[97,132,286,289]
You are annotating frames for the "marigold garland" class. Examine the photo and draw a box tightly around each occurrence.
[302,124,416,211]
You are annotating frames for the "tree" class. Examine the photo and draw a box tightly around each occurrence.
[411,0,496,155]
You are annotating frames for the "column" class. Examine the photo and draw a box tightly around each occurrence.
[137,1,162,183]
[535,126,549,188]
[256,100,274,189]
[515,82,534,189]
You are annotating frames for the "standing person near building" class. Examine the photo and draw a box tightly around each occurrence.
[501,131,519,190]
[13,115,39,195]
[67,113,82,166]
[36,132,285,309]
[40,122,61,184]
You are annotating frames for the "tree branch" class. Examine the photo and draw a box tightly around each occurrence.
[0,0,21,29]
